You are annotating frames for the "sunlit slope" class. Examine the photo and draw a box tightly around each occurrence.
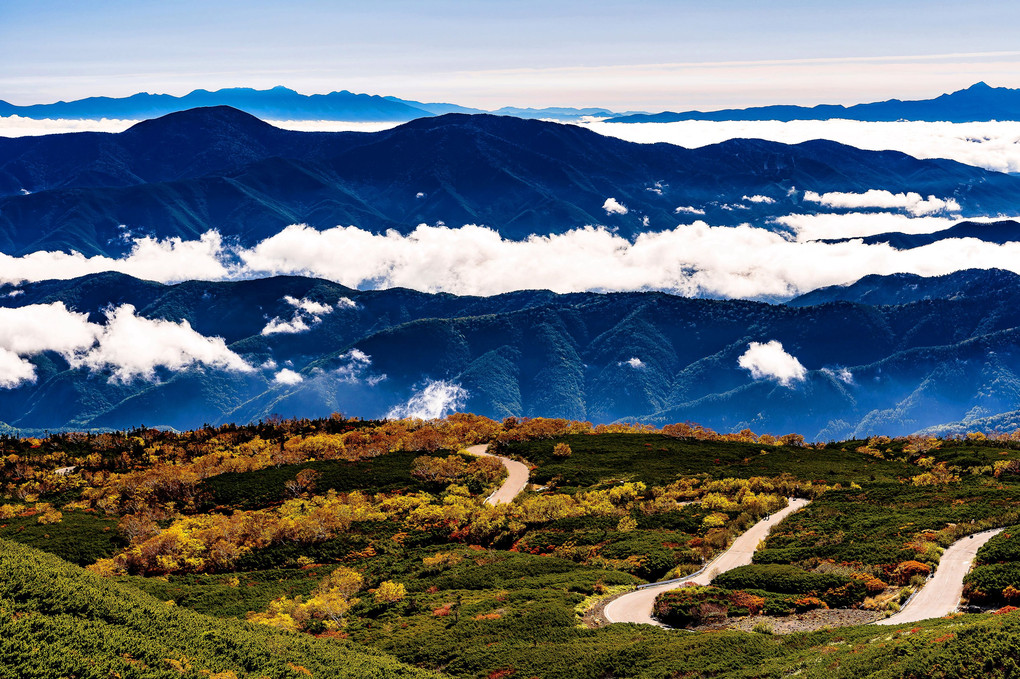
[0,538,435,679]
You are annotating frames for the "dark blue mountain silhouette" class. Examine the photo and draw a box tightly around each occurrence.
[0,86,623,122]
[2,269,1020,439]
[5,82,1017,124]
[788,268,1020,306]
[2,107,1018,256]
[609,82,1020,123]
[815,219,1020,250]
[0,86,432,121]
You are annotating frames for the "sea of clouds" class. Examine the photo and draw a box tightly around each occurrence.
[4,116,1020,174]
[3,217,1020,301]
[4,114,1020,401]
[581,119,1020,174]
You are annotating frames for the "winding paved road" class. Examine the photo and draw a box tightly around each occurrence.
[465,444,530,505]
[604,498,812,626]
[876,527,1004,626]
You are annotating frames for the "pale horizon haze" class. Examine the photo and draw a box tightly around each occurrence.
[3,0,1020,111]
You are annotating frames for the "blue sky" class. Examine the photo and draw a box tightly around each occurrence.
[4,0,1020,110]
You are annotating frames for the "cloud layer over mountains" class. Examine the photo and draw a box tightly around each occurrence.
[583,119,1020,174]
[2,105,1019,432]
[5,116,1020,174]
[2,217,1020,300]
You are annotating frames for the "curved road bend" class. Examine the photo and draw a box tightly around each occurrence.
[604,497,812,626]
[464,444,531,506]
[876,527,1004,626]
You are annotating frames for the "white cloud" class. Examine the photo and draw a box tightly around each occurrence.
[261,295,337,335]
[415,191,426,199]
[274,369,304,385]
[0,231,231,287]
[743,195,776,204]
[0,302,98,358]
[7,215,1020,304]
[641,215,650,227]
[738,341,806,387]
[261,315,313,335]
[331,349,385,385]
[675,206,706,215]
[284,295,332,315]
[387,379,468,420]
[603,197,629,215]
[77,305,253,383]
[822,367,854,384]
[803,189,961,217]
[621,357,646,369]
[0,115,140,136]
[581,119,1020,174]
[0,302,251,388]
[237,221,1020,300]
[0,348,37,388]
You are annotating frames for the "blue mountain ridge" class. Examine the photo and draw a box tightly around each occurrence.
[4,82,1019,124]
[2,106,1018,257]
[0,86,432,122]
[608,82,1020,123]
[0,86,618,122]
[2,268,1020,440]
[813,219,1020,251]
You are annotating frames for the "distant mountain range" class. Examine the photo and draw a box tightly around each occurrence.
[2,106,1018,257]
[788,267,1020,307]
[817,219,1020,250]
[0,86,618,123]
[3,82,1018,124]
[608,82,1020,123]
[4,102,1020,439]
[0,86,434,122]
[3,268,1020,439]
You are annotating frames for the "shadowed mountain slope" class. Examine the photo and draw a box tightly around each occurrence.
[3,270,1020,439]
[816,219,1020,250]
[3,107,1019,255]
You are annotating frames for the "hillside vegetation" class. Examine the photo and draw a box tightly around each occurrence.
[0,539,433,679]
[4,415,1020,677]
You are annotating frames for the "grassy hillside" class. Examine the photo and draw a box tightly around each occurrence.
[0,539,434,679]
[6,417,1020,677]
[7,537,1020,678]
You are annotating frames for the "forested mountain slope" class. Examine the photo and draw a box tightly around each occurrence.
[3,269,1020,438]
[2,107,1017,255]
